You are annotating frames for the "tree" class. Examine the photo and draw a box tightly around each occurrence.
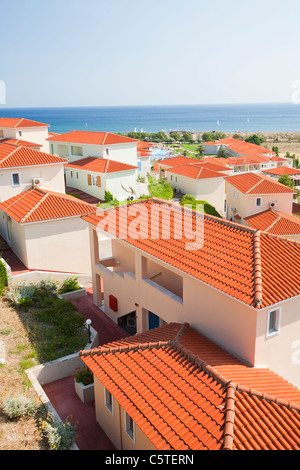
[217,149,228,158]
[278,174,295,189]
[245,134,263,146]
[196,144,204,157]
[182,132,193,142]
[272,146,279,156]
[170,132,181,142]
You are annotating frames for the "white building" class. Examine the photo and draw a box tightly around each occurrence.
[0,188,97,275]
[47,130,140,167]
[64,157,139,202]
[0,118,50,152]
[0,142,67,202]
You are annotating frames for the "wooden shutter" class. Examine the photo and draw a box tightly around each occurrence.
[97,176,101,187]
[88,174,92,186]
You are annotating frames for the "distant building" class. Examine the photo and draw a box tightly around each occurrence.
[224,172,297,223]
[0,142,67,202]
[64,157,139,202]
[0,118,50,152]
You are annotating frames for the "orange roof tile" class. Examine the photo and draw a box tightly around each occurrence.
[225,172,297,195]
[0,142,67,168]
[64,157,137,173]
[245,209,300,235]
[262,166,300,176]
[165,164,227,180]
[82,198,300,308]
[0,138,42,148]
[158,156,196,167]
[80,323,300,450]
[0,188,96,224]
[47,130,139,145]
[0,117,49,128]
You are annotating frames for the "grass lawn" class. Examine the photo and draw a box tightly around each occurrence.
[148,178,173,200]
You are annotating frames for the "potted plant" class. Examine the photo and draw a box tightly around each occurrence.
[57,277,86,300]
[74,367,94,403]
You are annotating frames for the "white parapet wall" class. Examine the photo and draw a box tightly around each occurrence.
[9,270,92,289]
[25,326,99,451]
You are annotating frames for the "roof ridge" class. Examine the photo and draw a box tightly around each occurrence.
[245,175,263,194]
[103,132,108,145]
[222,382,236,450]
[80,339,173,357]
[0,144,20,165]
[253,230,263,308]
[3,188,37,216]
[20,190,48,223]
[235,382,300,412]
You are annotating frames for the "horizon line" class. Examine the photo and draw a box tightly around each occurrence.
[0,101,297,110]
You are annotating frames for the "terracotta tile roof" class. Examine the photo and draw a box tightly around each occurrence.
[262,166,300,176]
[225,172,297,194]
[226,154,270,165]
[165,164,227,180]
[82,198,300,308]
[0,118,49,128]
[203,137,275,156]
[158,156,196,167]
[245,209,300,235]
[0,188,96,224]
[0,138,42,148]
[0,142,67,168]
[202,157,230,167]
[64,157,137,173]
[80,323,300,450]
[47,130,139,145]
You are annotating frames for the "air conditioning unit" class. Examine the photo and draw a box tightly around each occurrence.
[270,201,277,208]
[32,178,42,187]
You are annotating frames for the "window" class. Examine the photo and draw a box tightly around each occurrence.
[11,173,20,186]
[267,308,281,337]
[104,388,113,414]
[70,171,73,179]
[256,197,262,207]
[71,146,83,156]
[76,172,79,179]
[105,148,109,156]
[58,144,69,157]
[124,411,135,441]
[19,131,22,137]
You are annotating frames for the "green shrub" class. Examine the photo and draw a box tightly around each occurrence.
[58,277,81,295]
[2,393,39,419]
[104,190,114,202]
[74,367,94,385]
[0,260,8,295]
[39,413,76,450]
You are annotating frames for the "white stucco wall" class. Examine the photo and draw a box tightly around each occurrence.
[166,173,226,215]
[65,167,138,202]
[50,141,138,166]
[24,217,92,274]
[0,164,66,202]
[226,182,295,220]
[255,297,300,388]
[0,126,50,152]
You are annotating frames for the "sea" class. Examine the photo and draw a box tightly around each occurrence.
[1,103,300,135]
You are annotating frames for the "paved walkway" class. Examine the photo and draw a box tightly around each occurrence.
[43,288,129,450]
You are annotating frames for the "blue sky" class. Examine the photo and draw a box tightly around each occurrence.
[1,0,300,107]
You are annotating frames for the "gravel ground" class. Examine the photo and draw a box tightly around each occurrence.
[0,296,48,450]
